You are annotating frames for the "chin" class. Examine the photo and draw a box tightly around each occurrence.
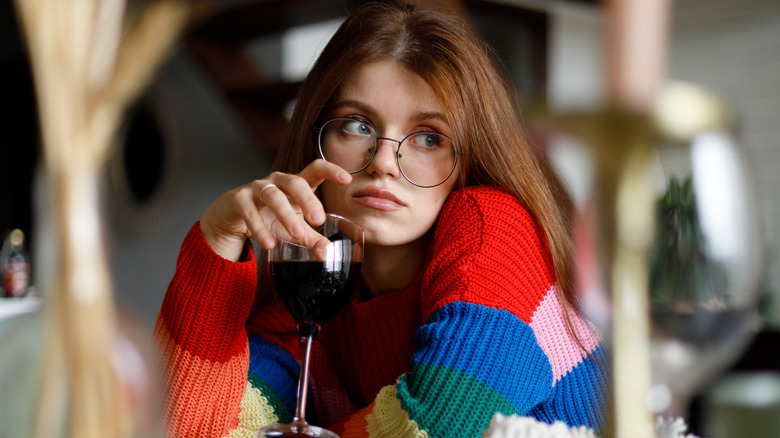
[370,220,436,249]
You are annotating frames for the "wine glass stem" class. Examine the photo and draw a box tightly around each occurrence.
[293,327,315,423]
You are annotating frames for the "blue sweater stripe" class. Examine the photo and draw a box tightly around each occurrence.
[248,335,299,414]
[531,343,611,430]
[412,301,553,413]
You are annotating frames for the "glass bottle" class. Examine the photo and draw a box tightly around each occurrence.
[2,229,31,298]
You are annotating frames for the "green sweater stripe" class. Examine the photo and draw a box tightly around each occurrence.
[248,371,294,423]
[395,364,518,437]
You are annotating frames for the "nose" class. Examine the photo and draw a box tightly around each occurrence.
[365,138,401,179]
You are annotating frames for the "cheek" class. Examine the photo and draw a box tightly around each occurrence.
[318,181,345,212]
[417,190,452,224]
[418,183,457,223]
[429,178,458,209]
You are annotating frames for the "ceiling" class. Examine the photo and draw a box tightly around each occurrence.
[181,0,595,157]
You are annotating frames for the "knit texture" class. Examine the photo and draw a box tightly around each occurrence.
[154,186,610,438]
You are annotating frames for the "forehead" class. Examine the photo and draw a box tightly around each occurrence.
[332,61,444,118]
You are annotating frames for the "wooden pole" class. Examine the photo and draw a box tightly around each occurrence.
[606,0,671,110]
[603,1,671,437]
[12,1,188,436]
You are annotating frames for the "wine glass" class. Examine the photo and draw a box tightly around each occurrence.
[260,213,364,438]
[566,81,764,427]
[644,81,764,419]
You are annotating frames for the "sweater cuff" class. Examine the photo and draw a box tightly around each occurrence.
[157,222,258,362]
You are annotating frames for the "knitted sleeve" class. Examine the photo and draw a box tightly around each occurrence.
[333,186,610,437]
[153,223,297,437]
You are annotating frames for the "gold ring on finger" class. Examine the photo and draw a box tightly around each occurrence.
[259,183,278,204]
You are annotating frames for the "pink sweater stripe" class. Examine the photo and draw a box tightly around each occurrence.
[529,288,602,384]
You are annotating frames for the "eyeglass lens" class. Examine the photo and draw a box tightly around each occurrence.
[318,118,457,188]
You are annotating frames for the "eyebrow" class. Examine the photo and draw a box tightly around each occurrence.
[411,111,448,123]
[329,100,448,124]
[328,100,377,117]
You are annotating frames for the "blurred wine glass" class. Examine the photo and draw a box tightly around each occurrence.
[645,81,764,418]
[556,80,764,425]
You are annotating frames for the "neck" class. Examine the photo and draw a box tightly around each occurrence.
[360,235,430,299]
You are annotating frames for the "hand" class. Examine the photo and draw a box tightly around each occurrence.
[199,159,352,261]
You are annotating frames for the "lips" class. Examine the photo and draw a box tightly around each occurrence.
[352,186,405,210]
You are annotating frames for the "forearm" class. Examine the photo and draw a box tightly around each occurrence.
[154,222,259,437]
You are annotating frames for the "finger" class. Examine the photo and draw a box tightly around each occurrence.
[301,225,333,255]
[274,161,352,226]
[298,159,353,190]
[266,172,321,221]
[250,182,307,242]
[258,183,278,205]
[265,212,330,254]
[229,184,277,249]
[249,218,275,250]
[302,160,352,225]
[250,161,351,247]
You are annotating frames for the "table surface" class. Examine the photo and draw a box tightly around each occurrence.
[0,297,42,320]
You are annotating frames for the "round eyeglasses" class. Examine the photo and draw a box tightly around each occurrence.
[315,118,458,188]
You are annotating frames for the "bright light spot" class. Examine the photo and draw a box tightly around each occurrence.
[282,18,344,81]
[690,131,746,263]
[646,384,672,413]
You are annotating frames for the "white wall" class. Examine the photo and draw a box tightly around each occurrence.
[106,49,272,327]
[547,1,605,112]
[666,0,780,325]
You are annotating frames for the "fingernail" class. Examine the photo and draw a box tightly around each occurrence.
[339,172,351,183]
[292,223,305,237]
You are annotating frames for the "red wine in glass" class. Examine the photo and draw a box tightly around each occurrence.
[270,260,361,328]
[260,214,363,438]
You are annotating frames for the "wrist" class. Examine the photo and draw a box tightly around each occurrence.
[198,220,247,262]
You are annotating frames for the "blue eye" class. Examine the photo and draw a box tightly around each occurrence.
[342,120,372,136]
[410,133,444,149]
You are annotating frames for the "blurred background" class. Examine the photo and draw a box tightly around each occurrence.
[1,0,779,435]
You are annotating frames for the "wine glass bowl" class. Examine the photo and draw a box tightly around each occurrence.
[645,82,764,416]
[268,215,363,329]
[560,81,765,430]
[261,213,364,438]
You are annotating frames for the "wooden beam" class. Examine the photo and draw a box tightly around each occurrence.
[187,0,359,44]
[186,35,293,157]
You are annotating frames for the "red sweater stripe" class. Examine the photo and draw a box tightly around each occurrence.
[154,318,246,437]
[157,224,257,363]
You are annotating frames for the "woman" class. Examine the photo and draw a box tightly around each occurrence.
[154,2,610,437]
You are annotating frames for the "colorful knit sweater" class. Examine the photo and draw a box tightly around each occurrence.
[154,186,610,437]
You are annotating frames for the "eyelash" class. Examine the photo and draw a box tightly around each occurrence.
[341,114,442,135]
[343,114,372,127]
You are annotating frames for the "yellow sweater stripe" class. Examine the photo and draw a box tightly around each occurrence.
[226,382,279,438]
[365,384,428,438]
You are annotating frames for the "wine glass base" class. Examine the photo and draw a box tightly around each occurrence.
[259,421,340,438]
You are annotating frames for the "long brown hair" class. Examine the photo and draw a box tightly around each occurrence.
[273,1,576,314]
